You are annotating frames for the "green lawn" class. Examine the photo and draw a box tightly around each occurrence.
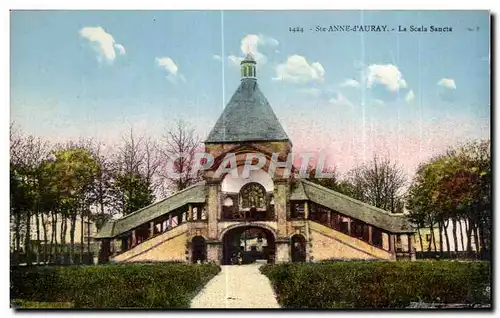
[260,261,491,309]
[11,263,220,309]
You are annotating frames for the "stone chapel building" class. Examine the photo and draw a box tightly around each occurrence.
[96,53,415,264]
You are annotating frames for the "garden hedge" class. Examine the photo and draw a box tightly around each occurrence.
[260,261,491,308]
[11,263,220,308]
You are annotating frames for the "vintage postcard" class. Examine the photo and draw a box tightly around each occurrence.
[10,10,491,309]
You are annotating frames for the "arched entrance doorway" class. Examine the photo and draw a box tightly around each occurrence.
[191,236,206,264]
[291,234,307,262]
[221,226,276,265]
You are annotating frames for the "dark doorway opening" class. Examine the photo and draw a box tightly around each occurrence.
[291,234,307,262]
[222,226,276,265]
[192,236,206,263]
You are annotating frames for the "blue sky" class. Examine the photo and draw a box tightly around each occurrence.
[11,10,490,176]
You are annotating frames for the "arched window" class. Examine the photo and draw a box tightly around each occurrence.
[239,182,266,209]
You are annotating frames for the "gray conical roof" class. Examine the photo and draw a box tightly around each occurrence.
[205,78,290,143]
[242,52,256,63]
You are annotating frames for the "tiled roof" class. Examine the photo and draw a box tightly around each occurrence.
[95,181,206,239]
[205,78,290,143]
[300,179,414,233]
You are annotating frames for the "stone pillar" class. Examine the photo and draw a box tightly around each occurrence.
[206,242,221,264]
[207,181,221,239]
[382,232,389,250]
[131,230,137,247]
[168,214,173,230]
[98,239,111,264]
[150,221,154,238]
[274,179,289,238]
[304,201,309,220]
[368,225,373,244]
[276,240,290,263]
[188,204,193,221]
[390,233,397,260]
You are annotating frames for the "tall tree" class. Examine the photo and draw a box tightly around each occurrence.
[346,154,406,213]
[10,125,50,264]
[160,119,201,193]
[45,146,99,264]
[112,129,158,216]
[406,140,491,256]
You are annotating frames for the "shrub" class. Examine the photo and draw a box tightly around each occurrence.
[260,261,491,308]
[11,263,220,308]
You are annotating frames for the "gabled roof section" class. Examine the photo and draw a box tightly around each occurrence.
[205,79,290,143]
[290,179,309,201]
[300,179,414,233]
[96,181,207,239]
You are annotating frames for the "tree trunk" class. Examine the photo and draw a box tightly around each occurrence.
[429,223,437,252]
[473,222,480,254]
[25,211,32,266]
[451,218,459,252]
[80,211,84,264]
[465,218,473,253]
[459,218,465,251]
[42,213,48,264]
[438,220,443,253]
[35,210,41,264]
[15,212,21,252]
[477,219,487,257]
[69,214,76,265]
[87,207,91,264]
[60,214,67,263]
[417,227,424,252]
[443,219,450,253]
[52,212,58,263]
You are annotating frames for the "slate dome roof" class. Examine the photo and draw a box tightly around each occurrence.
[205,78,290,143]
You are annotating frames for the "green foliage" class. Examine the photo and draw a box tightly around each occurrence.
[406,140,491,252]
[260,261,491,308]
[114,171,155,215]
[11,263,220,308]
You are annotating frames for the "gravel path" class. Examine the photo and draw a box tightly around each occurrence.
[190,262,280,308]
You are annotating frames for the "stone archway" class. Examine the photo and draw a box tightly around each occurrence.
[291,234,307,262]
[192,236,207,264]
[221,225,276,265]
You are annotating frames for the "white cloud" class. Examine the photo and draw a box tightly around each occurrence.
[374,99,385,106]
[79,26,125,62]
[328,92,354,108]
[340,79,360,88]
[273,55,325,83]
[437,78,457,89]
[114,44,126,55]
[228,34,279,66]
[213,54,222,61]
[405,90,415,103]
[366,64,407,92]
[155,57,179,76]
